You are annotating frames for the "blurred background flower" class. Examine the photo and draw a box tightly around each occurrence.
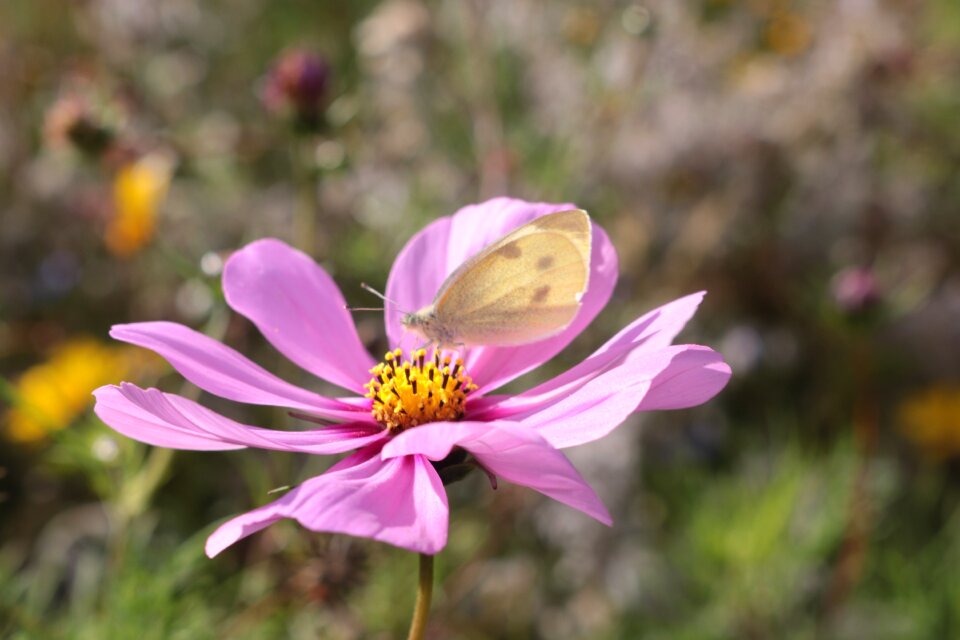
[4,337,160,444]
[832,266,882,315]
[899,385,960,460]
[262,48,333,129]
[104,151,175,257]
[42,73,128,159]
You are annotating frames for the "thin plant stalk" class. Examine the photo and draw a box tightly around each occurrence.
[291,138,319,257]
[406,553,434,640]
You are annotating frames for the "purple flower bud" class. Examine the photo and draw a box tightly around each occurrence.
[263,49,332,126]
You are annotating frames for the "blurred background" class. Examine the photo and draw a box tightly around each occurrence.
[2,0,960,637]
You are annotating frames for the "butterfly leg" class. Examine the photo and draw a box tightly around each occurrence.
[431,341,468,361]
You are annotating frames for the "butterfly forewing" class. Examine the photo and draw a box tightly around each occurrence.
[432,209,592,346]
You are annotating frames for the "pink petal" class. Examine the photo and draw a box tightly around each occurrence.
[512,345,731,449]
[383,197,618,393]
[205,444,448,556]
[634,348,733,411]
[382,421,612,525]
[598,291,707,356]
[93,383,385,454]
[111,322,363,420]
[223,239,375,394]
[383,215,453,349]
[472,293,712,416]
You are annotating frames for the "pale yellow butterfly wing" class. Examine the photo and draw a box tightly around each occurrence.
[431,209,592,346]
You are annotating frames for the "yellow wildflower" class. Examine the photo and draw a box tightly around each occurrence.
[105,152,174,257]
[4,338,161,444]
[899,385,960,459]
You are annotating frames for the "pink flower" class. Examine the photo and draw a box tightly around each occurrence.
[93,198,731,557]
[831,266,881,314]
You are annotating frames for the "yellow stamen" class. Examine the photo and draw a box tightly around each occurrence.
[365,348,477,434]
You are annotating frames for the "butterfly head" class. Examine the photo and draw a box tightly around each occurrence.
[401,306,457,346]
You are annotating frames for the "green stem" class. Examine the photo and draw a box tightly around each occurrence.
[406,553,434,640]
[291,138,318,256]
[110,445,175,571]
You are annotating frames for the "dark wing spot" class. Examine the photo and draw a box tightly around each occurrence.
[537,255,555,271]
[497,243,522,259]
[532,285,550,304]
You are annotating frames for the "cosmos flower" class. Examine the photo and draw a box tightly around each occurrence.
[93,198,731,556]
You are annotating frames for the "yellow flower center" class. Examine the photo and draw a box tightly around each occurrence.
[365,348,477,434]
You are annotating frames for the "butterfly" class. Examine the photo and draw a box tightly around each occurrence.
[399,209,592,348]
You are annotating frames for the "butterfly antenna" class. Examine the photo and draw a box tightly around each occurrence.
[344,283,410,314]
[360,283,399,304]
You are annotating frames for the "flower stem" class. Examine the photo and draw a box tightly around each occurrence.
[291,138,318,256]
[406,553,434,640]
